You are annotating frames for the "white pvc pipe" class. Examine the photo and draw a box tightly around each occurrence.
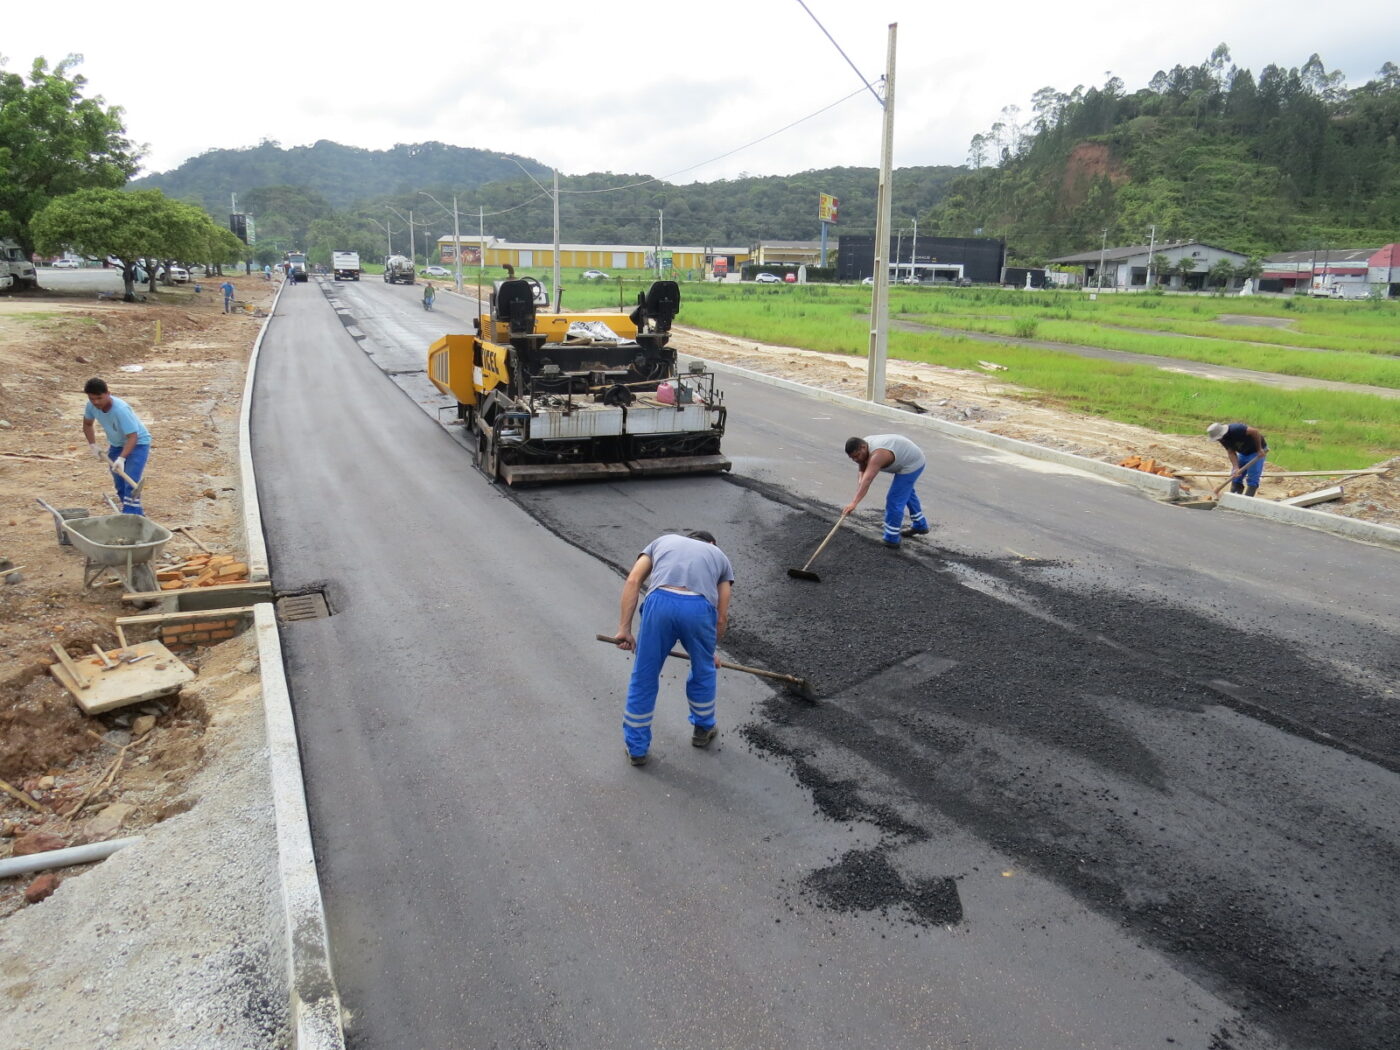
[0,836,141,879]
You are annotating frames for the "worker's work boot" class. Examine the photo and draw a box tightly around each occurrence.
[692,725,717,749]
[901,525,930,537]
[882,539,901,549]
[627,750,649,767]
[1244,486,1258,497]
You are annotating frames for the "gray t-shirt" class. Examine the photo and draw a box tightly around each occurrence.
[641,534,735,610]
[865,434,925,474]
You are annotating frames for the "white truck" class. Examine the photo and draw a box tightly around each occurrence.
[332,250,361,281]
[0,239,38,290]
[383,254,415,285]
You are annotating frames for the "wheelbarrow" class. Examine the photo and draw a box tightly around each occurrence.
[36,498,172,598]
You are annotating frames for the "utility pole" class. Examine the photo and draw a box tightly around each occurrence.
[865,23,897,403]
[657,209,664,278]
[451,194,461,294]
[894,225,903,282]
[553,169,561,312]
[478,205,485,303]
[1097,228,1108,290]
[910,217,918,280]
[1146,224,1156,289]
[409,209,415,266]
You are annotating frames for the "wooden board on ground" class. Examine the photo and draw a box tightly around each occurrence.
[48,640,195,715]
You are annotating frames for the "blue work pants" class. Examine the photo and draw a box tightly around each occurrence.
[883,466,928,545]
[1232,451,1266,492]
[108,444,149,514]
[623,589,717,757]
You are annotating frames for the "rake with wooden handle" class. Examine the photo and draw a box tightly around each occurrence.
[787,510,848,583]
[595,634,816,701]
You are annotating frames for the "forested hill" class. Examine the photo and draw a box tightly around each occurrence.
[929,47,1400,262]
[127,139,962,254]
[129,140,553,212]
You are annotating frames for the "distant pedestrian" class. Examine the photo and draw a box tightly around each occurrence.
[81,377,151,515]
[422,282,435,310]
[612,530,735,767]
[220,279,235,312]
[1207,422,1268,496]
[843,434,930,548]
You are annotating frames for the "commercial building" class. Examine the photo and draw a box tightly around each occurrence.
[1048,240,1247,291]
[1259,245,1400,297]
[836,235,1006,284]
[435,236,749,275]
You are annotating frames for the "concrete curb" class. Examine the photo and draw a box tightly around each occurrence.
[688,355,1181,499]
[237,277,348,1049]
[1218,492,1400,551]
[239,281,278,582]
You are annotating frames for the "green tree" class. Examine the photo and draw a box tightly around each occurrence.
[31,188,230,300]
[0,55,139,264]
[1173,255,1199,288]
[1207,256,1236,292]
[1150,253,1172,287]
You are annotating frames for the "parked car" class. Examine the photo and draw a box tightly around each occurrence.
[167,267,190,283]
[423,265,450,277]
[784,273,798,283]
[581,269,610,280]
[754,272,782,284]
[51,258,79,268]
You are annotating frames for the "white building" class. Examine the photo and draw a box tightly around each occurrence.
[1049,240,1248,291]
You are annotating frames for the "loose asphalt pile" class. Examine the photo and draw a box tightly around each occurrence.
[519,475,1400,1050]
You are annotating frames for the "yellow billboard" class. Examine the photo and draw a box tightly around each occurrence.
[818,193,839,225]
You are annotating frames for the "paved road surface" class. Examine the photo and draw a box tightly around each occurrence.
[250,278,1398,1050]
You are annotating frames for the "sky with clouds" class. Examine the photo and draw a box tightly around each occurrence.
[7,2,1399,183]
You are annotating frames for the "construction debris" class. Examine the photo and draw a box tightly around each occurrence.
[1280,485,1345,508]
[1118,455,1179,479]
[152,552,250,591]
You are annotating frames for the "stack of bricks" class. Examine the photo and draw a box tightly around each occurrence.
[155,553,250,591]
[160,611,252,651]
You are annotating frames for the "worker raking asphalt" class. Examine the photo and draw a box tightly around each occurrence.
[517,473,1399,1050]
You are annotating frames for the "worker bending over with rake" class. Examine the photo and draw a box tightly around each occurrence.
[1206,421,1268,497]
[614,530,734,767]
[844,434,930,548]
[82,377,151,515]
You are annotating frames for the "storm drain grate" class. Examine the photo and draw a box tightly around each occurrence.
[277,591,331,622]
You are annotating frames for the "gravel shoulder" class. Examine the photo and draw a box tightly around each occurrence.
[0,276,291,1048]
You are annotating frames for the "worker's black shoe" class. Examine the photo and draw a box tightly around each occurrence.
[691,725,717,749]
[627,750,649,767]
[901,525,930,537]
[882,539,901,549]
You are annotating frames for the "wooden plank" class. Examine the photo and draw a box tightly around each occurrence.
[122,580,271,603]
[115,605,257,628]
[1174,469,1384,478]
[49,640,195,715]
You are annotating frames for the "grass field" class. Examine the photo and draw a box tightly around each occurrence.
[484,272,1400,470]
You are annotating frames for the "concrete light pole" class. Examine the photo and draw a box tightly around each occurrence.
[1146,224,1156,290]
[866,23,897,403]
[1097,228,1108,290]
[419,191,463,294]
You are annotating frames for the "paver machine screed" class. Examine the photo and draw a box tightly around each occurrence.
[427,277,729,484]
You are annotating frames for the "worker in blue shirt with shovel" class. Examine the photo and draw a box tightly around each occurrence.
[81,377,151,514]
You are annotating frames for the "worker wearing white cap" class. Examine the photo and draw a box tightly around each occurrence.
[1206,421,1268,496]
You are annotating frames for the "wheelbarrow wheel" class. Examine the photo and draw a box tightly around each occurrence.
[130,563,159,601]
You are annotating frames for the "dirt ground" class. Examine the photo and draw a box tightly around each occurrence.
[0,273,276,920]
[671,326,1400,526]
[1,276,1395,920]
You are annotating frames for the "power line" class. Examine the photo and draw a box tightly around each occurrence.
[553,85,872,196]
[794,0,885,107]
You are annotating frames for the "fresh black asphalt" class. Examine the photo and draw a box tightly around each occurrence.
[250,277,1399,1050]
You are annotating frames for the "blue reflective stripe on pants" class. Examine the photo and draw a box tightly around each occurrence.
[623,589,717,757]
[1233,451,1265,490]
[109,444,149,515]
[883,465,928,543]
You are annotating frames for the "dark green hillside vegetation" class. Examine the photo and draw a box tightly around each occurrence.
[130,140,552,212]
[933,46,1400,260]
[131,140,961,255]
